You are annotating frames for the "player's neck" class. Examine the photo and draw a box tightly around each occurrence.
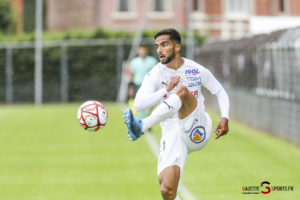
[166,55,184,70]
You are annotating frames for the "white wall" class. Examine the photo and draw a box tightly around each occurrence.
[250,16,300,34]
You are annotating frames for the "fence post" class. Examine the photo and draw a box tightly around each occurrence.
[185,0,194,60]
[116,40,124,85]
[5,46,13,104]
[34,0,43,105]
[60,42,69,103]
[116,40,127,102]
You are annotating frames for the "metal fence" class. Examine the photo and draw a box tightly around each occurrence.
[196,26,300,145]
[1,28,300,145]
[0,38,156,103]
[0,37,189,104]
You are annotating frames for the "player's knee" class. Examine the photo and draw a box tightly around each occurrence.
[160,184,177,200]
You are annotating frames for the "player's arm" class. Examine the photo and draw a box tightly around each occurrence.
[202,69,229,139]
[134,86,167,111]
[214,88,229,139]
[135,74,181,111]
[134,72,168,111]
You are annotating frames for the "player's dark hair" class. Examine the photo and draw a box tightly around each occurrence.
[139,44,147,48]
[154,28,181,44]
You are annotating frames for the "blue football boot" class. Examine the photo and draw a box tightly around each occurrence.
[123,108,143,141]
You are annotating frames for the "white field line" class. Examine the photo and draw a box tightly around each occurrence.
[0,110,11,119]
[144,133,197,200]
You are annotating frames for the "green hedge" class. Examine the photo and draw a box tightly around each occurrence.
[0,28,205,103]
[0,28,205,43]
[0,43,132,102]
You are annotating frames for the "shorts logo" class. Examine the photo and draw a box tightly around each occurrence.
[190,126,206,143]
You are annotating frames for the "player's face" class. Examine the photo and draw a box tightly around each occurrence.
[155,35,178,64]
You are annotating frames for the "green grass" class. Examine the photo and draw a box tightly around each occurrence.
[182,111,300,200]
[0,103,299,200]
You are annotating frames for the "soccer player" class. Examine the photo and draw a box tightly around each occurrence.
[124,28,229,200]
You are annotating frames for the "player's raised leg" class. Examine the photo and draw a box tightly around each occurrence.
[143,85,197,130]
[124,85,197,140]
[123,92,181,140]
[141,92,182,131]
[123,108,143,140]
[175,85,197,119]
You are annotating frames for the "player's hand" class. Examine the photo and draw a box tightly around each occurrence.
[214,118,229,139]
[166,76,180,92]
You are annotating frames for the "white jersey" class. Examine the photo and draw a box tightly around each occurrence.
[134,57,229,127]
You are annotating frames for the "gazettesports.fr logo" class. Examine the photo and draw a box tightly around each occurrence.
[242,181,294,195]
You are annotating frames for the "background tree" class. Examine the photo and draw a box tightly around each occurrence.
[0,0,15,33]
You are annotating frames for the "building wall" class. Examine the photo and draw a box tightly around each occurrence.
[99,0,186,30]
[11,0,23,33]
[290,0,300,16]
[193,0,300,39]
[192,0,250,38]
[255,0,271,15]
[46,0,300,38]
[47,0,186,32]
[47,0,99,31]
[255,0,300,16]
[205,0,222,15]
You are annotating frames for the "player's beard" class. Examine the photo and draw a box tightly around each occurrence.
[161,48,176,64]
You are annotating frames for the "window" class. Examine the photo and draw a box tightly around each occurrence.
[117,0,131,12]
[226,0,249,13]
[149,0,173,19]
[225,0,249,19]
[192,0,204,12]
[279,0,288,14]
[154,0,164,11]
[279,0,285,12]
[153,0,170,12]
[113,0,137,19]
[119,0,129,11]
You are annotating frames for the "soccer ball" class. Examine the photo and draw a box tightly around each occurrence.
[77,100,108,131]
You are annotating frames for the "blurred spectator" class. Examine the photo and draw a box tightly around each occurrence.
[129,45,157,119]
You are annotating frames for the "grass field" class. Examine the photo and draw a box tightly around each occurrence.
[0,103,299,200]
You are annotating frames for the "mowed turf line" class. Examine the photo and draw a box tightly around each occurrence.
[0,103,161,200]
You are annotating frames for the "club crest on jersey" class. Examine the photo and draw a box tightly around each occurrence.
[190,126,206,143]
[185,69,200,75]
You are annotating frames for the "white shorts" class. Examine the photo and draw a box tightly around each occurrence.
[157,105,212,176]
[158,121,188,176]
[179,105,212,153]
